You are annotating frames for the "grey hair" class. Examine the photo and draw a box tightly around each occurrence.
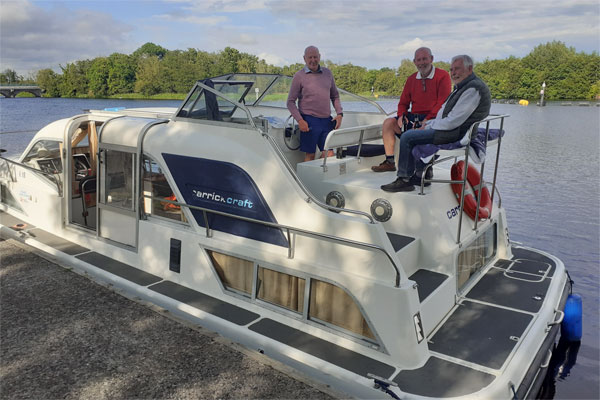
[451,55,474,68]
[304,46,320,56]
[415,47,432,57]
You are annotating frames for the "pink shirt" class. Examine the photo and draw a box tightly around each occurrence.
[287,66,343,122]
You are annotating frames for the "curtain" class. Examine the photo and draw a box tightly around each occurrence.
[257,267,305,313]
[309,279,375,340]
[209,251,253,294]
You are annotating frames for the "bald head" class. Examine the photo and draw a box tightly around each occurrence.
[303,46,321,72]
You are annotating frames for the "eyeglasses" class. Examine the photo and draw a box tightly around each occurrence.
[421,78,427,92]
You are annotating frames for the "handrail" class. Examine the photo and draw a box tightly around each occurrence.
[416,114,509,245]
[321,123,383,170]
[147,194,404,287]
[261,130,376,224]
[0,156,63,196]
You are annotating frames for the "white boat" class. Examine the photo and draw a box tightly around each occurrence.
[0,74,570,399]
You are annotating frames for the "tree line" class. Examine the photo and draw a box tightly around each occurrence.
[1,41,598,100]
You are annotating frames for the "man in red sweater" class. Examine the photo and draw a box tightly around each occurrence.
[372,47,451,172]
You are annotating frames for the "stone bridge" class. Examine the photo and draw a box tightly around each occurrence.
[0,85,43,98]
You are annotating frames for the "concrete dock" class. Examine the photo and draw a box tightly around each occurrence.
[0,238,337,399]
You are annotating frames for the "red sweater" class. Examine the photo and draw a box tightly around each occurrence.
[397,67,451,120]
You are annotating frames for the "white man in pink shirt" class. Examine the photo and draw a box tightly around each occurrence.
[287,46,343,161]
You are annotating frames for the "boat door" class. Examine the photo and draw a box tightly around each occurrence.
[95,116,167,249]
[97,145,138,248]
[65,118,101,231]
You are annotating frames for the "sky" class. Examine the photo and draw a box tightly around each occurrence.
[1,0,599,77]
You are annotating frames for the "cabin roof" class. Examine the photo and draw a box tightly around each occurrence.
[100,116,165,148]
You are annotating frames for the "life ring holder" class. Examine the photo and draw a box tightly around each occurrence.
[450,160,492,221]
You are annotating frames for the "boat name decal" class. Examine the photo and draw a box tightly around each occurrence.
[192,189,254,209]
[447,205,461,219]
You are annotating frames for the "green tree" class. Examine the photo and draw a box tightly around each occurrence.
[331,63,369,93]
[107,53,136,95]
[135,56,162,96]
[217,47,241,74]
[36,69,62,97]
[60,60,90,97]
[373,69,397,94]
[237,52,259,73]
[87,57,110,97]
[0,69,22,84]
[132,42,168,60]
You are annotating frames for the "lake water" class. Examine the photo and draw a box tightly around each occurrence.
[1,97,598,399]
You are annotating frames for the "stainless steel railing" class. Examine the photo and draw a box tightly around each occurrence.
[417,114,509,244]
[143,194,404,287]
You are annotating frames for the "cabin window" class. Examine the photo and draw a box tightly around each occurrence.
[257,267,305,313]
[104,150,134,210]
[309,279,376,341]
[141,156,186,223]
[208,250,254,296]
[22,140,62,174]
[457,223,497,289]
[207,249,377,344]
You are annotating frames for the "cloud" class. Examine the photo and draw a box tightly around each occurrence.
[0,1,133,75]
[157,13,229,26]
[2,0,598,76]
[257,52,289,66]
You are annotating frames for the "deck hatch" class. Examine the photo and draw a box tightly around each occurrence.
[465,268,551,312]
[249,318,395,378]
[76,252,161,286]
[429,301,532,369]
[27,228,89,255]
[498,247,556,277]
[393,356,495,397]
[149,280,260,325]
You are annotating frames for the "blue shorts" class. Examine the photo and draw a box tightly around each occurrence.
[300,114,336,153]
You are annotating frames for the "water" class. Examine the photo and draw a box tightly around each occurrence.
[1,97,599,399]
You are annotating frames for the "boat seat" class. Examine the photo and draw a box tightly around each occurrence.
[413,127,505,165]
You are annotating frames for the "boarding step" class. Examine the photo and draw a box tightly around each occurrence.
[386,232,419,272]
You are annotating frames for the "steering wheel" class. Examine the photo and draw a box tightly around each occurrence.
[283,115,301,150]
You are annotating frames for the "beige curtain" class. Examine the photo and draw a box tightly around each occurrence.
[309,280,375,340]
[209,251,254,294]
[257,267,305,313]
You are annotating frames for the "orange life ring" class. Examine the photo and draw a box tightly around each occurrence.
[450,160,492,220]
